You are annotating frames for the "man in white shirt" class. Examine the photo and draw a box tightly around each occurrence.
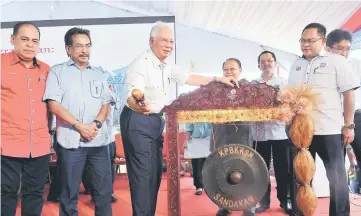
[120,22,239,216]
[326,28,361,190]
[209,58,255,216]
[288,23,360,216]
[252,51,292,214]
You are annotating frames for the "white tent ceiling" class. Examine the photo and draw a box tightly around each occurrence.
[94,0,361,55]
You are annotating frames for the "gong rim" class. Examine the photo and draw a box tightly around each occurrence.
[202,144,269,211]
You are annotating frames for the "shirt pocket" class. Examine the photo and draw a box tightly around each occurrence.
[89,80,103,98]
[312,68,337,87]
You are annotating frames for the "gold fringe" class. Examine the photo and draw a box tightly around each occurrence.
[176,108,283,124]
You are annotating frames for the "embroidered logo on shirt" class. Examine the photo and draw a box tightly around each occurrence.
[320,63,326,68]
[39,74,46,80]
[296,66,301,71]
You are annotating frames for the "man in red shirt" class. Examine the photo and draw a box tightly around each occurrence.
[1,22,51,216]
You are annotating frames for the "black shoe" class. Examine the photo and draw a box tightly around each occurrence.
[84,189,90,195]
[255,205,270,213]
[216,208,231,216]
[47,194,60,203]
[280,200,292,213]
[243,208,256,216]
[111,194,118,203]
[195,188,203,195]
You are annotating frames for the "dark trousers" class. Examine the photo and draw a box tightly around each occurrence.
[58,145,112,216]
[82,163,92,192]
[82,141,116,195]
[48,140,61,198]
[289,144,300,216]
[309,135,350,216]
[1,154,50,216]
[109,141,116,191]
[351,111,361,167]
[48,155,61,198]
[191,158,206,189]
[120,106,164,216]
[253,139,291,207]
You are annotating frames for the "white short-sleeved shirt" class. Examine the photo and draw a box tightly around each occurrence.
[251,75,288,141]
[352,71,361,111]
[288,51,360,135]
[126,50,190,113]
[355,88,361,110]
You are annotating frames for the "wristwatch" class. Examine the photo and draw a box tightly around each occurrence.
[344,123,355,129]
[93,120,102,129]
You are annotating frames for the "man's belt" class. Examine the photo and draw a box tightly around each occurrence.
[149,112,163,117]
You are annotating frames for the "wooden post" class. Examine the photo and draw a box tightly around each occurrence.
[166,112,181,216]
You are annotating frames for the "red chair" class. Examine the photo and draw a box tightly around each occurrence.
[162,131,191,163]
[114,133,127,176]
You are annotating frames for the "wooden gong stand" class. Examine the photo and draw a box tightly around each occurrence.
[162,80,285,216]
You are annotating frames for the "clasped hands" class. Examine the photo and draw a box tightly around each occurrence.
[74,122,99,142]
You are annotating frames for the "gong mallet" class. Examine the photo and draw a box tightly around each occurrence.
[131,89,145,105]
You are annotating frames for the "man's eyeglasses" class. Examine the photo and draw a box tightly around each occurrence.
[223,68,239,72]
[299,38,322,45]
[331,46,351,52]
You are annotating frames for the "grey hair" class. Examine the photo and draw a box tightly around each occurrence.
[150,21,171,38]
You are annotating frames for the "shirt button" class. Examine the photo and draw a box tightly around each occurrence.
[30,89,32,91]
[33,110,35,112]
[32,100,34,102]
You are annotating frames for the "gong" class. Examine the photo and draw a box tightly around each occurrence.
[202,144,269,211]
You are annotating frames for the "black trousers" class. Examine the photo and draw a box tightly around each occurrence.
[191,158,206,189]
[58,145,112,216]
[48,155,61,198]
[350,111,361,168]
[120,106,164,216]
[48,140,61,198]
[82,141,116,195]
[309,135,350,216]
[1,154,50,216]
[253,139,291,207]
[82,163,92,192]
[109,141,117,191]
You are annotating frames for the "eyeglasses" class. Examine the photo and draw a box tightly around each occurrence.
[158,37,174,44]
[299,38,322,45]
[69,43,92,50]
[331,46,351,52]
[223,68,239,72]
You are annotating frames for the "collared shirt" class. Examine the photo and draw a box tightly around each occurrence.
[184,123,212,138]
[251,75,288,141]
[104,71,122,144]
[1,52,51,158]
[288,51,360,135]
[43,59,114,149]
[355,87,361,110]
[355,71,361,110]
[126,50,190,113]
